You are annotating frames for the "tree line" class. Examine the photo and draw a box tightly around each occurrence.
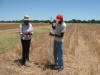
[0,19,100,23]
[65,19,100,23]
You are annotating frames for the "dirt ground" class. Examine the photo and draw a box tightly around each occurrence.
[0,23,49,30]
[0,24,100,75]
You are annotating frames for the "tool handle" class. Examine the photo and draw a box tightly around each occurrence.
[50,16,53,33]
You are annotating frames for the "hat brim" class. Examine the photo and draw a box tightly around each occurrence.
[23,19,30,21]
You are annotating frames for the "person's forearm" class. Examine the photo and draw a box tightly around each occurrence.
[51,23,55,29]
[55,33,64,38]
[49,22,56,29]
[52,25,56,29]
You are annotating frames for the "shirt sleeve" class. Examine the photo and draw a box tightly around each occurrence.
[61,23,66,33]
[30,24,34,34]
[19,24,23,34]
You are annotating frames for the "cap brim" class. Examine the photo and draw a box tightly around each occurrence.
[56,18,61,22]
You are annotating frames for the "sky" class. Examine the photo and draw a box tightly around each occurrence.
[0,0,100,21]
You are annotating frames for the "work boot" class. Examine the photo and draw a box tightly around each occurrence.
[20,59,26,66]
[26,57,29,61]
[58,68,64,72]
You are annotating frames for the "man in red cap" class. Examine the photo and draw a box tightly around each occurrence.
[49,14,66,71]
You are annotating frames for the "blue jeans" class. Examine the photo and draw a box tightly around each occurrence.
[54,40,64,68]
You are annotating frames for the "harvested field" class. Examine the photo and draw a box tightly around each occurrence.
[0,23,100,75]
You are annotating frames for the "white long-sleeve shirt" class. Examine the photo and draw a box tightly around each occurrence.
[19,23,33,40]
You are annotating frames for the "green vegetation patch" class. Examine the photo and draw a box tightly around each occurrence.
[0,26,49,50]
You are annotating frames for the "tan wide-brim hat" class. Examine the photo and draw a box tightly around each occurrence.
[23,15,30,21]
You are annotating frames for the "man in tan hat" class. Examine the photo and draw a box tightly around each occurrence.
[19,15,33,65]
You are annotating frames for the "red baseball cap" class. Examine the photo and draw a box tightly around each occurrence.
[56,14,63,22]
